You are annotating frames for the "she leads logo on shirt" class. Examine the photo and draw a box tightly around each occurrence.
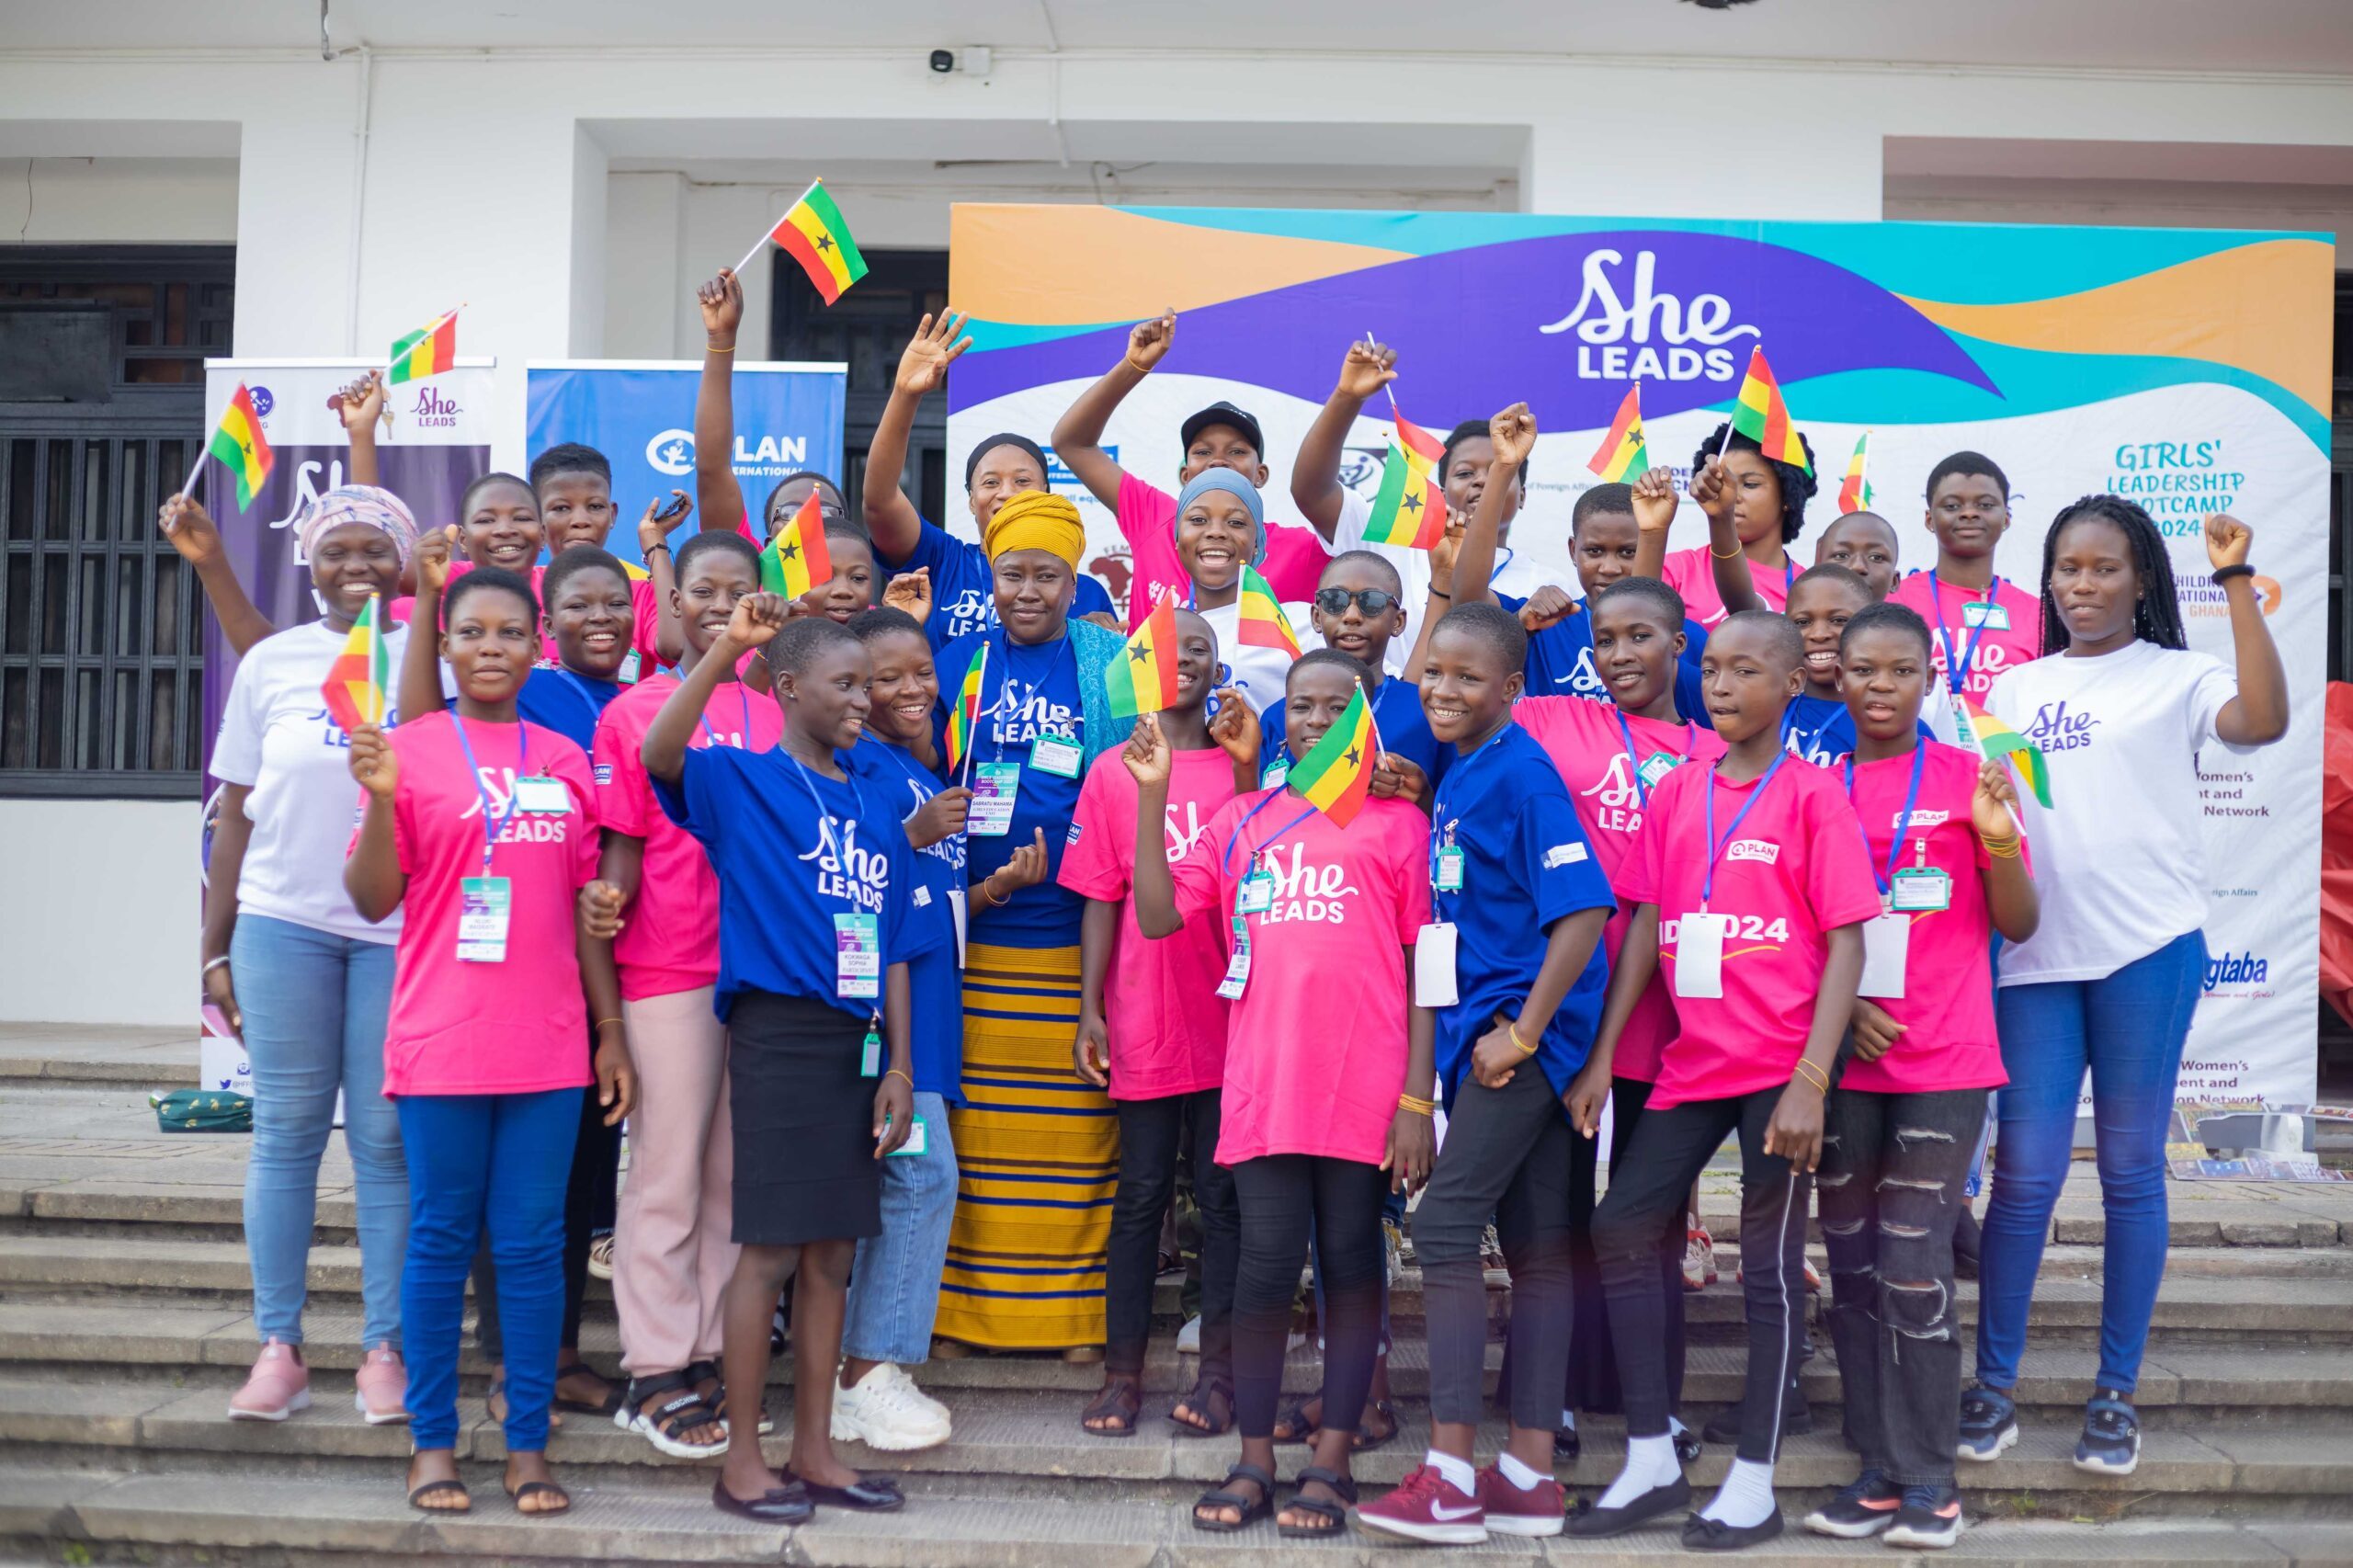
[991,679,1078,748]
[1578,753,1650,835]
[457,768,571,843]
[1254,842,1361,926]
[798,817,890,914]
[2020,700,2099,753]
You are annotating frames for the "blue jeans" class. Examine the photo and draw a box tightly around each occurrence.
[1978,930,2203,1394]
[232,914,404,1349]
[397,1089,579,1452]
[844,1091,959,1366]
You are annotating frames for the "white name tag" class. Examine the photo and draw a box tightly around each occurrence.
[1961,602,2010,631]
[968,762,1019,836]
[456,876,511,963]
[1413,922,1460,1007]
[1675,911,1729,1000]
[1859,910,1910,999]
[511,776,572,814]
[1029,733,1083,778]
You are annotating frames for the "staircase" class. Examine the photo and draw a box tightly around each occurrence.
[2,1024,2350,1565]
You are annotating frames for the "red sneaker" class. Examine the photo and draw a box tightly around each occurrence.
[1477,1465,1567,1538]
[1353,1463,1487,1544]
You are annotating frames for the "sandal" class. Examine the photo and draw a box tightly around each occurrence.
[553,1360,623,1415]
[1191,1461,1276,1532]
[1271,1399,1316,1445]
[505,1479,572,1517]
[406,1478,472,1514]
[1279,1465,1358,1539]
[1269,1394,1395,1450]
[1170,1377,1233,1438]
[615,1369,729,1459]
[1080,1377,1142,1437]
[484,1373,561,1431]
[687,1358,772,1436]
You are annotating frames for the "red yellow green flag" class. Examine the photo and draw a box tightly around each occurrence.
[1106,597,1183,720]
[1837,431,1873,514]
[1286,681,1376,827]
[385,306,460,385]
[759,493,833,599]
[1729,347,1811,472]
[1235,562,1301,657]
[207,382,275,510]
[945,642,987,773]
[1363,409,1448,550]
[1961,698,2052,809]
[1586,385,1652,482]
[766,179,869,305]
[319,596,390,733]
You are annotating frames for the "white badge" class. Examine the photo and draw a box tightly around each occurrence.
[1414,922,1460,1007]
[1889,868,1952,913]
[835,912,881,1001]
[511,776,572,815]
[1216,916,1252,1000]
[1434,846,1464,893]
[1261,760,1290,790]
[456,876,511,964]
[885,1113,929,1157]
[948,887,968,968]
[968,761,1020,836]
[1236,870,1275,915]
[1961,601,2010,631]
[1674,911,1728,1000]
[618,648,642,685]
[1860,909,1911,999]
[1029,733,1083,778]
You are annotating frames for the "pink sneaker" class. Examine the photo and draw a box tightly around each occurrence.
[1476,1465,1567,1537]
[227,1338,311,1422]
[353,1343,411,1426]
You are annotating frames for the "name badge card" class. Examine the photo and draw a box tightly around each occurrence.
[1414,922,1460,1007]
[835,912,881,1000]
[885,1114,929,1158]
[1217,915,1253,1000]
[1889,867,1952,913]
[1637,752,1679,790]
[1236,868,1275,915]
[618,648,642,685]
[1261,760,1290,790]
[948,887,968,968]
[1675,911,1729,1000]
[1962,602,2010,631]
[1029,733,1083,779]
[969,762,1020,836]
[457,877,512,963]
[859,1019,882,1077]
[1434,846,1465,893]
[512,776,571,814]
[1860,910,1911,999]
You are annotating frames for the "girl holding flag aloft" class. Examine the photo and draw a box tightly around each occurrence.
[1636,356,1820,627]
[1127,650,1437,1540]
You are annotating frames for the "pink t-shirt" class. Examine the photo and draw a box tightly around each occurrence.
[1886,571,2043,707]
[1517,696,1726,1084]
[1169,790,1430,1166]
[1661,544,1796,628]
[392,562,665,676]
[1116,472,1330,631]
[1057,745,1238,1100]
[377,711,601,1096]
[1837,743,2006,1095]
[593,673,785,1000]
[1615,756,1882,1109]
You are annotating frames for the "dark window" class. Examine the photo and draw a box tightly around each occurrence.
[770,250,950,528]
[0,247,233,799]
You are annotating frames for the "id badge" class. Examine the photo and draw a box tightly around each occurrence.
[968,761,1020,836]
[1217,916,1252,1000]
[859,1019,882,1077]
[1260,760,1290,790]
[618,648,642,685]
[457,876,512,963]
[948,887,968,968]
[1889,867,1952,913]
[1860,909,1911,999]
[1434,846,1465,893]
[1236,869,1275,915]
[511,776,571,814]
[1414,922,1460,1007]
[1637,751,1679,790]
[1674,911,1727,1000]
[1029,732,1083,778]
[835,912,881,1000]
[1962,602,2010,631]
[885,1114,929,1158]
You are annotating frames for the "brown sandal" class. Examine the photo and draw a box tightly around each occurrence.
[1080,1376,1142,1437]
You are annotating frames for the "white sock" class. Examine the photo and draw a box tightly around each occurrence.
[1596,1434,1679,1510]
[1426,1449,1477,1495]
[1558,1408,1578,1433]
[1669,1415,1689,1438]
[1496,1451,1546,1491]
[1700,1458,1778,1528]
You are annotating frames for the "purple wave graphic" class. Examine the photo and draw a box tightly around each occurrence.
[948,230,1995,426]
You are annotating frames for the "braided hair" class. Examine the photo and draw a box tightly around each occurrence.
[1691,423,1818,544]
[2039,494,2186,653]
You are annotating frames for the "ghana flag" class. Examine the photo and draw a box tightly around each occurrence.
[206,382,275,510]
[1286,681,1376,827]
[1586,384,1651,482]
[1235,563,1301,657]
[1107,597,1182,720]
[945,642,987,773]
[1961,698,2052,809]
[320,595,390,733]
[385,306,460,385]
[1837,431,1874,514]
[767,179,869,304]
[759,492,832,599]
[1362,411,1448,550]
[1729,347,1811,472]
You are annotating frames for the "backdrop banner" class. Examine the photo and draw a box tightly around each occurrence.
[524,360,847,568]
[946,205,2332,1108]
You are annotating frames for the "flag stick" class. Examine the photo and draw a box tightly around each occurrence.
[735,177,824,278]
[1715,341,1756,461]
[1360,676,1389,767]
[1362,328,1402,416]
[176,442,207,502]
[958,641,990,790]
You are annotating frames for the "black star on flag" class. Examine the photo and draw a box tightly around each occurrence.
[1401,492,1422,515]
[1129,642,1152,665]
[1344,745,1361,767]
[779,541,799,562]
[814,234,834,253]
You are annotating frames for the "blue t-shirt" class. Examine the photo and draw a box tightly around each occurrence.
[1256,675,1446,791]
[1428,723,1617,1106]
[932,628,1087,949]
[1781,691,1936,767]
[480,665,622,753]
[843,733,966,1103]
[654,744,936,1024]
[1502,593,1711,722]
[885,516,1116,652]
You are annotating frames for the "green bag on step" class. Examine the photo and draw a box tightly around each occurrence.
[150,1088,253,1133]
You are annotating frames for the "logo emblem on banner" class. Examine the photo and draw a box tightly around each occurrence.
[647,427,697,475]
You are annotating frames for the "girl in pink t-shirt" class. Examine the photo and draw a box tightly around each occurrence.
[343,564,631,1519]
[1643,426,1820,628]
[1885,452,2044,715]
[1126,650,1435,1541]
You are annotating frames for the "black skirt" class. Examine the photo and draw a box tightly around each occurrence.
[726,990,883,1247]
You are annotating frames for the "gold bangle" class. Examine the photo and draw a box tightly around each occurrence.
[886,1068,914,1088]
[980,878,1007,907]
[1983,834,2022,858]
[1508,1025,1538,1057]
[1791,1058,1831,1095]
[1397,1093,1436,1116]
[1123,354,1153,375]
[707,341,736,354]
[594,1017,623,1031]
[1708,540,1743,560]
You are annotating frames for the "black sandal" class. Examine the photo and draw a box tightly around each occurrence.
[1170,1377,1233,1438]
[1271,1399,1315,1445]
[1352,1396,1399,1452]
[1192,1461,1277,1532]
[1080,1377,1142,1437]
[505,1479,572,1517]
[617,1369,729,1459]
[1279,1465,1358,1539]
[406,1478,471,1514]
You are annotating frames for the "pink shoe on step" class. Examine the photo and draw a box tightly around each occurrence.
[227,1338,311,1422]
[354,1343,411,1426]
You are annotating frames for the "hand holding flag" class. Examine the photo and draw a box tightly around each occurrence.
[320,596,392,734]
[185,381,275,506]
[736,178,869,304]
[1961,698,2052,812]
[1106,598,1183,720]
[759,493,833,600]
[1288,681,1377,827]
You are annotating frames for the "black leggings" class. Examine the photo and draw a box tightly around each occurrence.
[1229,1154,1386,1441]
[1107,1089,1236,1382]
[472,1081,621,1360]
[1562,1076,1687,1417]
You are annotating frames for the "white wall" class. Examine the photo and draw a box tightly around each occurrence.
[0,156,239,244]
[0,801,195,1027]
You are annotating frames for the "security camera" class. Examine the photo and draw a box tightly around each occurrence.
[928,49,955,73]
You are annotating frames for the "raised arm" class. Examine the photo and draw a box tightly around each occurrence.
[159,494,276,657]
[1631,467,1677,585]
[1451,403,1534,613]
[335,370,386,490]
[1693,456,1763,616]
[395,526,456,726]
[1049,310,1176,512]
[643,591,785,783]
[638,490,690,665]
[1123,715,1184,937]
[2206,514,2290,746]
[865,312,972,562]
[693,269,751,534]
[1290,342,1396,539]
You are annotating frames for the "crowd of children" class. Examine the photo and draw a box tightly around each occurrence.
[181,291,2289,1544]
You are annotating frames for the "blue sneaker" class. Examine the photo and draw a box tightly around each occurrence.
[2073,1390,2141,1476]
[1955,1386,2017,1462]
[1884,1483,1964,1550]
[1801,1468,1899,1539]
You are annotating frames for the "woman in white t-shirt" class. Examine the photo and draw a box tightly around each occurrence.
[191,485,423,1426]
[1962,498,2286,1480]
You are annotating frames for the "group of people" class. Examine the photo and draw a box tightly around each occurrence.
[182,278,2288,1548]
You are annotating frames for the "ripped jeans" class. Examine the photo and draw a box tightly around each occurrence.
[1819,1083,1989,1487]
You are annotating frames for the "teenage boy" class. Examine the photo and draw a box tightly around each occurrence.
[1813,511,1900,600]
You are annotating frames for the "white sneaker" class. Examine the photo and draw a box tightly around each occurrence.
[831,1362,950,1451]
[1176,1314,1202,1355]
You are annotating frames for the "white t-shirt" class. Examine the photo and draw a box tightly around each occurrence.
[211,619,411,944]
[1197,597,1321,719]
[1329,488,1561,675]
[1984,639,2244,986]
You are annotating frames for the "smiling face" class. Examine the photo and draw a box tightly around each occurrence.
[1442,435,1523,534]
[1927,472,2010,561]
[780,640,874,752]
[1168,608,1219,713]
[1573,508,1642,596]
[1721,449,1786,548]
[1840,622,1930,745]
[992,549,1075,644]
[537,472,616,553]
[308,521,403,624]
[1699,618,1803,746]
[460,480,544,573]
[863,628,939,747]
[1310,560,1405,671]
[546,564,633,679]
[1283,661,1361,760]
[2049,515,2140,648]
[1421,622,1519,746]
[443,584,538,704]
[675,550,758,657]
[1176,487,1257,594]
[803,530,876,624]
[1788,576,1871,694]
[1177,422,1268,489]
[1591,596,1686,715]
[966,442,1046,528]
[1815,514,1899,598]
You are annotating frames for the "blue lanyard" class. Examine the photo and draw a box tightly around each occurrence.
[1615,708,1698,809]
[1700,750,1789,907]
[551,666,616,727]
[865,734,938,800]
[1428,725,1505,883]
[985,631,1076,764]
[1222,790,1318,875]
[1841,744,1927,898]
[1928,572,2000,692]
[781,747,864,863]
[1780,558,1797,599]
[698,681,755,749]
[449,715,529,878]
[1783,702,1843,764]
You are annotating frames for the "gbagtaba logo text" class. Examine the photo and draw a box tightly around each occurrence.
[2203,948,2269,993]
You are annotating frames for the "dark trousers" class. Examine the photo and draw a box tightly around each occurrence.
[1417,1065,1577,1430]
[472,1082,620,1359]
[1107,1089,1237,1383]
[1820,1083,1987,1487]
[1230,1154,1386,1441]
[1593,1085,1810,1464]
[1563,1077,1687,1417]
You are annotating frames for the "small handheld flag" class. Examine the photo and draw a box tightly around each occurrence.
[320,596,391,733]
[946,642,987,777]
[1362,410,1448,551]
[1586,385,1652,482]
[759,493,833,600]
[1107,598,1183,720]
[737,178,869,304]
[1837,431,1873,514]
[1961,699,2052,810]
[385,306,460,385]
[1728,347,1812,472]
[1286,682,1376,827]
[188,382,275,507]
[1235,563,1302,657]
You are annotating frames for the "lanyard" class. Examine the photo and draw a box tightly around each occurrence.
[1222,790,1318,875]
[1615,708,1698,809]
[698,681,755,749]
[781,747,863,863]
[865,734,938,800]
[1784,701,1844,763]
[985,631,1076,764]
[450,715,529,878]
[1700,750,1789,908]
[551,666,616,728]
[1928,572,2001,692]
[1842,744,1927,897]
[1428,725,1506,883]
